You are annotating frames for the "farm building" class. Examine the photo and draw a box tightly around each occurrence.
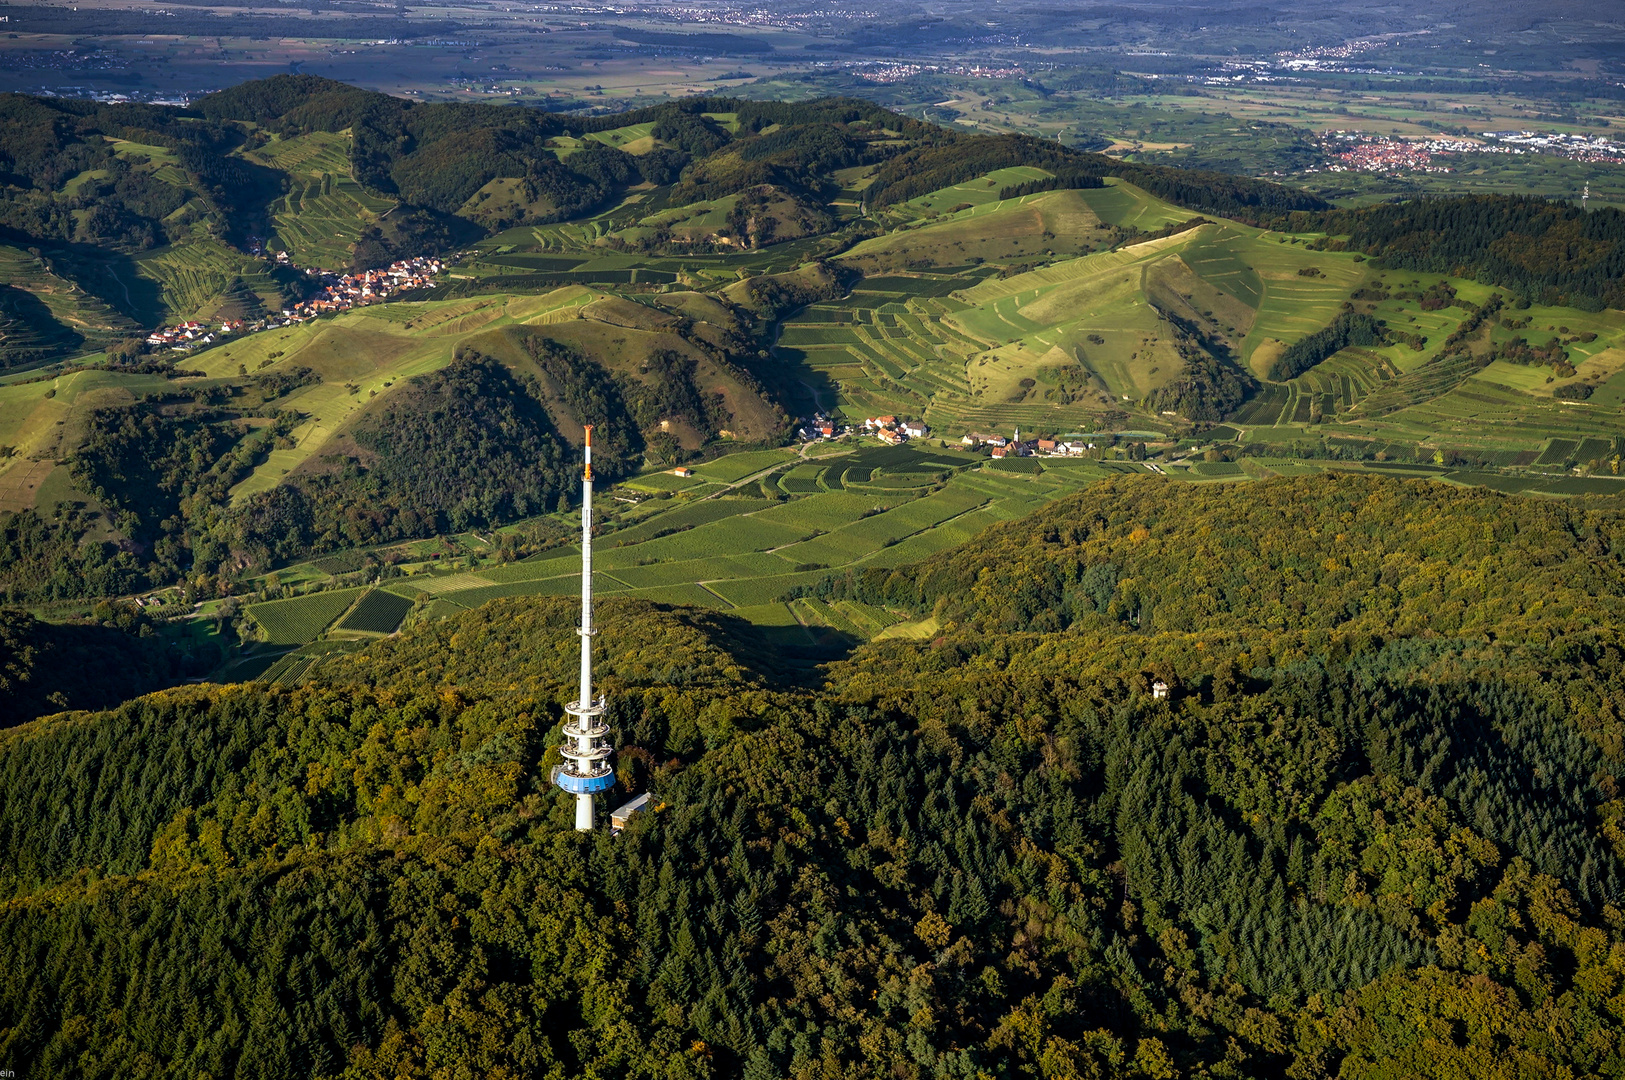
[612,793,656,833]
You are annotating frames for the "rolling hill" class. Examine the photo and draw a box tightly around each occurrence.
[756,181,1625,450]
[0,75,1620,617]
[0,77,1320,348]
[0,284,785,604]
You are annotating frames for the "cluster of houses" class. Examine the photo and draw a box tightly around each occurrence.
[796,413,932,443]
[961,431,1100,458]
[144,255,443,352]
[795,412,1111,458]
[293,256,444,317]
[145,319,245,349]
[865,415,928,444]
[1318,132,1464,175]
[797,412,847,440]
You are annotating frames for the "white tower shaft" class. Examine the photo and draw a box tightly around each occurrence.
[579,433,594,710]
[555,426,614,830]
[575,429,595,830]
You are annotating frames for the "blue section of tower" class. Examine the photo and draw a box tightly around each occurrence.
[555,770,617,794]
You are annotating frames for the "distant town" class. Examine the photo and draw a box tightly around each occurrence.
[1314,129,1625,176]
[1318,132,1473,174]
[845,60,1030,83]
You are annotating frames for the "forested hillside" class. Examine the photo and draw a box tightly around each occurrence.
[802,471,1625,640]
[0,605,209,719]
[235,348,638,562]
[3,74,1620,350]
[1261,195,1625,311]
[5,473,1625,1078]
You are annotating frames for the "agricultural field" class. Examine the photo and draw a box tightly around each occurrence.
[134,239,288,323]
[246,587,367,645]
[241,442,1139,671]
[689,449,799,483]
[620,470,715,494]
[333,588,414,635]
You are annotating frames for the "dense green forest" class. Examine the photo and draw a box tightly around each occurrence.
[6,474,1625,1078]
[863,133,1328,216]
[0,605,209,719]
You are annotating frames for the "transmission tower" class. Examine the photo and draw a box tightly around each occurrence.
[553,425,615,829]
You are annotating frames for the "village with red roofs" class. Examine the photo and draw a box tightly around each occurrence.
[145,255,443,351]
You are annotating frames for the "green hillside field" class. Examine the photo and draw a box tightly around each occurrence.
[2,165,1620,641]
[0,75,1620,685]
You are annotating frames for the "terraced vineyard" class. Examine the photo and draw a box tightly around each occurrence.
[242,131,406,268]
[761,178,1625,459]
[776,280,988,426]
[134,240,287,322]
[0,244,142,364]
